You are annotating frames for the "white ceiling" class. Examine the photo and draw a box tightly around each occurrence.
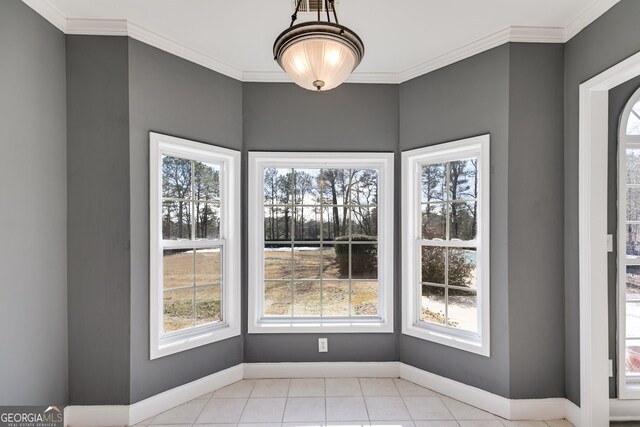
[23,0,620,83]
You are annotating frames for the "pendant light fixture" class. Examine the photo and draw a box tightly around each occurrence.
[273,0,364,92]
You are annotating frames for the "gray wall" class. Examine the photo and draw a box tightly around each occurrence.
[399,45,512,398]
[607,75,640,398]
[564,0,640,405]
[128,39,244,403]
[242,83,399,363]
[0,0,68,406]
[66,36,131,405]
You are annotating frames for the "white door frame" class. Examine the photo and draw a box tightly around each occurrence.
[579,50,640,426]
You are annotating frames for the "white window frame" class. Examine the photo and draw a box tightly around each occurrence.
[248,151,394,334]
[401,135,490,356]
[618,88,640,399]
[149,132,240,359]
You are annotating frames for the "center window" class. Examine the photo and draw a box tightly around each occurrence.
[248,152,394,333]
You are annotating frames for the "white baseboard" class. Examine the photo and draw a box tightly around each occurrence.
[610,398,640,421]
[65,361,583,426]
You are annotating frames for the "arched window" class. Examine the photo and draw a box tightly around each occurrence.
[618,87,640,398]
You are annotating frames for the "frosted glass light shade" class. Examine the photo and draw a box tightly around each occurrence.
[274,22,364,92]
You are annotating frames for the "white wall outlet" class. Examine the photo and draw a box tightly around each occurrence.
[318,338,328,353]
[609,359,614,377]
[607,234,614,252]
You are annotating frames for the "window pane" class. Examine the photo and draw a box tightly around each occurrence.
[627,302,640,338]
[293,282,321,316]
[421,163,446,203]
[626,224,640,256]
[163,288,194,332]
[322,281,350,316]
[322,206,348,241]
[162,156,191,199]
[629,188,640,221]
[420,285,446,325]
[195,248,221,286]
[264,206,291,241]
[293,169,322,205]
[449,159,478,201]
[193,161,220,202]
[293,245,321,280]
[450,202,477,240]
[163,249,194,290]
[626,340,640,374]
[332,243,351,279]
[195,203,220,239]
[264,168,295,205]
[321,244,343,279]
[351,243,378,280]
[626,149,640,184]
[422,203,446,240]
[162,201,191,240]
[264,282,292,316]
[351,207,377,237]
[448,289,478,333]
[319,169,349,205]
[421,246,445,284]
[352,281,378,316]
[196,285,222,325]
[448,248,477,289]
[294,207,321,240]
[264,244,292,280]
[351,169,378,205]
[627,105,640,135]
[628,266,640,301]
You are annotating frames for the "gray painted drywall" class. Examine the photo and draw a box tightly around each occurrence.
[242,82,399,363]
[0,0,68,406]
[127,39,244,403]
[507,43,565,398]
[399,44,511,398]
[564,0,640,405]
[66,35,131,405]
[607,76,640,398]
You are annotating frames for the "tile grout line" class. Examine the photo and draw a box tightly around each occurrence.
[357,377,372,424]
[237,379,256,425]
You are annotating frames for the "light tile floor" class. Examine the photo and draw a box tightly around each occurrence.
[135,378,575,427]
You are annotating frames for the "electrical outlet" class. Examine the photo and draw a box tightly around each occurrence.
[609,359,614,378]
[607,234,614,252]
[318,338,328,353]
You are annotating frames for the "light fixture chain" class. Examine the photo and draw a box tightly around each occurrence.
[290,0,303,28]
[325,0,331,23]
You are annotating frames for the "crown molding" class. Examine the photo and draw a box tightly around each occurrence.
[21,0,621,84]
[565,0,621,41]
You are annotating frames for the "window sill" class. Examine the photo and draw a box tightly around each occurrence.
[403,322,489,357]
[248,318,393,334]
[151,322,240,360]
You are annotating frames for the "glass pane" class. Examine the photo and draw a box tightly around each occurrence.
[195,248,221,286]
[351,169,378,205]
[293,245,321,280]
[352,281,378,316]
[195,203,220,239]
[162,156,191,199]
[264,282,292,316]
[319,169,349,205]
[449,158,478,201]
[448,248,477,289]
[322,281,350,316]
[264,244,292,280]
[629,188,640,221]
[448,289,478,333]
[322,206,348,241]
[421,246,445,284]
[293,282,321,316]
[162,201,191,240]
[163,249,194,290]
[193,161,220,202]
[264,168,295,205]
[321,244,343,279]
[626,149,640,184]
[450,202,477,240]
[627,224,640,256]
[626,339,640,374]
[294,207,321,240]
[628,266,640,301]
[627,106,640,135]
[351,244,378,280]
[293,169,322,205]
[420,285,446,325]
[264,206,292,241]
[351,207,377,237]
[627,302,640,338]
[421,163,446,203]
[195,285,222,325]
[422,203,446,240]
[163,288,193,332]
